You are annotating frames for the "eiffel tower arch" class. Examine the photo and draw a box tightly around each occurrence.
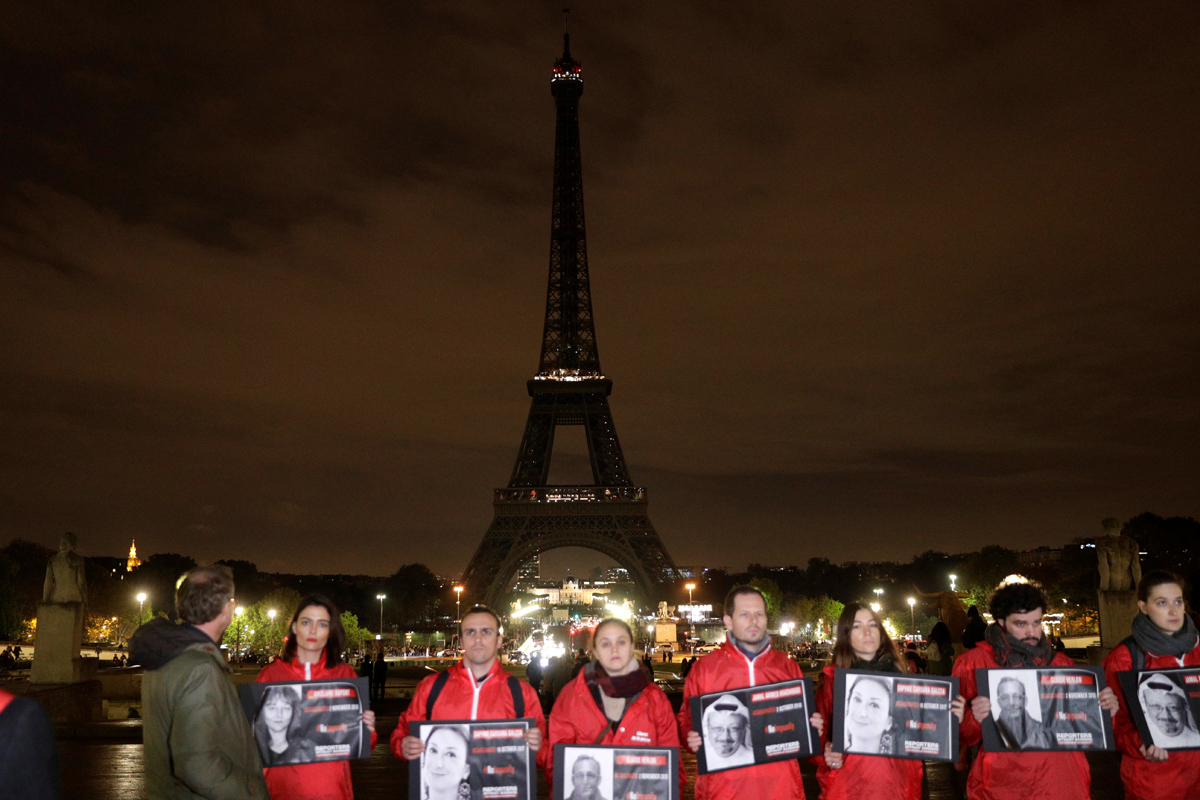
[461,33,678,610]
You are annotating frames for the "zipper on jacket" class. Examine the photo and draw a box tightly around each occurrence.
[467,667,483,719]
[305,661,311,681]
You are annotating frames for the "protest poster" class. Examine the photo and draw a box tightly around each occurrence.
[239,677,371,766]
[553,744,678,800]
[830,670,959,762]
[978,666,1114,752]
[409,718,536,800]
[1118,667,1200,751]
[688,677,819,774]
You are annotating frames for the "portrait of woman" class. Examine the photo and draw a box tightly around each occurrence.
[253,685,314,767]
[421,724,473,800]
[843,675,895,755]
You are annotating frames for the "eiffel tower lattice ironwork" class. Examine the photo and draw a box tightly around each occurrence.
[461,33,678,609]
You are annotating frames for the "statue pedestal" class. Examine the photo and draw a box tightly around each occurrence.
[31,601,86,684]
[1098,590,1139,651]
[655,620,678,646]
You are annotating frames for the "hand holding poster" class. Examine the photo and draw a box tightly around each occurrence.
[409,718,536,800]
[1118,667,1200,751]
[553,744,678,800]
[978,666,1114,752]
[688,677,818,774]
[830,670,959,762]
[239,677,371,766]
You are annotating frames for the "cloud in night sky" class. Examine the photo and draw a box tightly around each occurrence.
[2,1,1198,576]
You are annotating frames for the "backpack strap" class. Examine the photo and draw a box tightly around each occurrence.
[425,670,452,720]
[508,675,525,718]
[426,669,525,720]
[592,720,616,745]
[1120,635,1146,672]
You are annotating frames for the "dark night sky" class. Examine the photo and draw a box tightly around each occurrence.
[2,2,1198,578]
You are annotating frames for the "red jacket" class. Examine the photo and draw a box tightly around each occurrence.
[677,641,805,800]
[954,643,1090,800]
[547,666,686,795]
[1102,636,1200,800]
[256,653,378,800]
[812,665,922,800]
[389,659,546,757]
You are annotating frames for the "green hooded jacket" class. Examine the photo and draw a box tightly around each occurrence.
[131,618,267,800]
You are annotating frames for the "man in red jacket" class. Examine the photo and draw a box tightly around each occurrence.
[954,580,1119,800]
[678,586,816,800]
[392,605,545,760]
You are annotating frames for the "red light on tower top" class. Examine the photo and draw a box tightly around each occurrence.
[552,33,583,88]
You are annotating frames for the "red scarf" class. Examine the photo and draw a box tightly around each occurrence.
[591,661,648,698]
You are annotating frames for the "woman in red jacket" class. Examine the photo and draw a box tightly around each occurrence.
[1103,570,1200,800]
[256,594,378,800]
[546,618,685,796]
[814,603,965,800]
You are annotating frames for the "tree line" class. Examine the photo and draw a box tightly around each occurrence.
[1,512,1196,643]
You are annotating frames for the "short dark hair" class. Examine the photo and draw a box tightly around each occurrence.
[723,586,766,618]
[280,594,346,668]
[988,581,1048,621]
[176,564,234,625]
[1139,570,1187,603]
[461,605,500,633]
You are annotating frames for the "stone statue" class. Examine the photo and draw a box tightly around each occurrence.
[1096,518,1141,592]
[43,531,87,606]
[657,601,676,619]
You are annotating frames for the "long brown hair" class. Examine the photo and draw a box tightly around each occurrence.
[831,603,908,672]
[280,594,346,669]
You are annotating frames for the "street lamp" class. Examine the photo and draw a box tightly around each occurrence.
[454,586,463,621]
[376,594,386,635]
[685,583,695,604]
[873,588,883,605]
[907,597,916,635]
[136,592,147,624]
[870,603,881,613]
[950,574,957,591]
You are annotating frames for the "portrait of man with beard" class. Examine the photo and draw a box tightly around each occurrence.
[1138,675,1200,749]
[990,675,1052,750]
[701,694,755,769]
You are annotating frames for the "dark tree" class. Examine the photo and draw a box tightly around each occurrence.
[384,564,442,625]
[216,560,264,604]
[0,540,54,623]
[129,553,198,621]
[1124,513,1200,605]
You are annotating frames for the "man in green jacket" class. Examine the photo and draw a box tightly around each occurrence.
[130,564,267,800]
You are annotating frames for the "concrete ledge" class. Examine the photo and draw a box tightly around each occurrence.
[55,720,143,740]
[11,679,104,723]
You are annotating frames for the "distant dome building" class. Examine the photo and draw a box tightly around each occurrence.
[127,540,141,572]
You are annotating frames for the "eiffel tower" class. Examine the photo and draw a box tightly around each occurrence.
[461,33,678,610]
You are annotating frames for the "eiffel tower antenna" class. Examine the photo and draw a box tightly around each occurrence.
[460,29,678,610]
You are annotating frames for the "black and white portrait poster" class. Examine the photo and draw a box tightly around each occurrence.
[408,718,536,800]
[239,677,371,766]
[688,678,819,774]
[553,744,679,800]
[830,670,959,762]
[978,666,1114,752]
[1118,667,1200,751]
